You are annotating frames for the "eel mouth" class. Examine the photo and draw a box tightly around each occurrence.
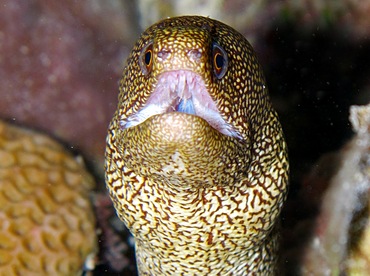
[120,70,240,138]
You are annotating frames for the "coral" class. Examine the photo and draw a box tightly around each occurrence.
[0,119,97,275]
[301,103,370,275]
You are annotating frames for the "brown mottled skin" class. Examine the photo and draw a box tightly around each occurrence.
[105,16,289,275]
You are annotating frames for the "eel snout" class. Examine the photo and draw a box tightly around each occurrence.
[121,70,240,138]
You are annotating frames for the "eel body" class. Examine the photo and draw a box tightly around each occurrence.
[105,16,289,275]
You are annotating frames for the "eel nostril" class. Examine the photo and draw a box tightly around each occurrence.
[157,50,171,61]
[187,49,202,62]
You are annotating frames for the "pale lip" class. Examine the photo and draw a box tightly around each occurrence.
[120,70,241,138]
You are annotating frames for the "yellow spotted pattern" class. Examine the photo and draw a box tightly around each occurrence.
[105,16,289,275]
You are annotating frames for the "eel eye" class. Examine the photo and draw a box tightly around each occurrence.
[212,43,228,79]
[140,42,153,75]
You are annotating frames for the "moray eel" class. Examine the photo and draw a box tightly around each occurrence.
[105,16,289,275]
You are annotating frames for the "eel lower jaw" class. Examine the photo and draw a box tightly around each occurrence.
[120,70,241,138]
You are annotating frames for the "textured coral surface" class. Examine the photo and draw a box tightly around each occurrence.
[299,104,370,275]
[0,120,97,275]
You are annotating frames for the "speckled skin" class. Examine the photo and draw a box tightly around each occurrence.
[105,16,289,275]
